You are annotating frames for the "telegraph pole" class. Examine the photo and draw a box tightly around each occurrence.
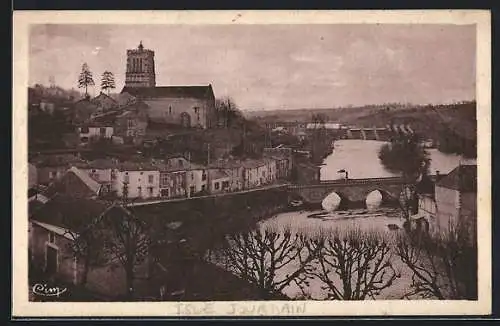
[207,143,211,165]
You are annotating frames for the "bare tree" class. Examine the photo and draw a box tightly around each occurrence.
[212,225,320,299]
[215,97,241,128]
[63,210,109,286]
[301,229,399,300]
[396,221,477,300]
[78,63,95,98]
[100,205,150,299]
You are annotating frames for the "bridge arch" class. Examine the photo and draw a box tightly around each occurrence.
[363,188,399,210]
[322,190,350,211]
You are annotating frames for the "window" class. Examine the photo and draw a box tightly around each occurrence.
[48,231,56,244]
[169,106,172,115]
[138,187,142,196]
[214,182,220,190]
[201,185,206,191]
[148,175,154,183]
[161,188,169,198]
[100,127,106,136]
[148,187,153,196]
[127,119,134,129]
[191,173,194,181]
[80,126,89,133]
[202,172,207,181]
[222,181,229,189]
[178,159,183,167]
[124,173,130,183]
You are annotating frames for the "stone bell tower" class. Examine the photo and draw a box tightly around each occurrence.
[125,41,156,88]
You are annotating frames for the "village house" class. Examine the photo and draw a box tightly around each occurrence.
[414,163,477,234]
[263,147,293,181]
[241,158,277,189]
[70,98,99,125]
[207,159,244,192]
[90,92,119,113]
[77,122,114,145]
[29,194,151,298]
[208,170,231,194]
[185,163,209,197]
[30,154,86,185]
[293,161,321,185]
[434,163,477,232]
[158,165,187,199]
[113,161,161,199]
[43,166,104,199]
[113,102,149,145]
[73,159,118,194]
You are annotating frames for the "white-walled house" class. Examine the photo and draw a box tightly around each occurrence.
[185,163,208,197]
[242,158,277,189]
[73,159,118,193]
[113,162,160,199]
[77,123,114,144]
[434,164,477,232]
[415,164,477,234]
[208,170,231,194]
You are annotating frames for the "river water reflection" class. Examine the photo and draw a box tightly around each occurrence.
[320,139,463,180]
[254,141,464,299]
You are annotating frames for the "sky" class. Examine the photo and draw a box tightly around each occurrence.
[29,24,476,110]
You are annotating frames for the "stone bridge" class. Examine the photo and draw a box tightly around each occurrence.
[288,177,407,207]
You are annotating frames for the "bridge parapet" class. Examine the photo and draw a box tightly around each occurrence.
[289,175,437,204]
[289,177,409,204]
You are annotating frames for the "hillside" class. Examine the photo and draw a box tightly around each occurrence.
[246,101,477,157]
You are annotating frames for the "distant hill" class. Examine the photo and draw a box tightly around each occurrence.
[245,101,477,157]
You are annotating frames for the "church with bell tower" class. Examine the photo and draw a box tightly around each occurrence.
[125,41,156,88]
[121,42,217,129]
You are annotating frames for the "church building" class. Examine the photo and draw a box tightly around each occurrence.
[121,42,216,129]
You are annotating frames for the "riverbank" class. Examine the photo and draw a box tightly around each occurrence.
[129,185,291,255]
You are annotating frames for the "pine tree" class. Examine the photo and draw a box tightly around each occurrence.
[101,71,116,95]
[78,63,95,98]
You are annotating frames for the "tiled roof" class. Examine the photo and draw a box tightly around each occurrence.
[240,158,275,169]
[68,166,103,194]
[121,85,214,100]
[30,194,113,231]
[207,160,243,169]
[117,161,159,171]
[208,169,229,180]
[436,164,477,192]
[44,167,103,198]
[91,92,118,105]
[73,159,118,170]
[110,92,137,106]
[31,154,85,167]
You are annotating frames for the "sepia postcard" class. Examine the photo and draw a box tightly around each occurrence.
[12,10,491,317]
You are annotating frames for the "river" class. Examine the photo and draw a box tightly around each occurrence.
[256,140,465,299]
[320,139,463,180]
[211,140,467,299]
